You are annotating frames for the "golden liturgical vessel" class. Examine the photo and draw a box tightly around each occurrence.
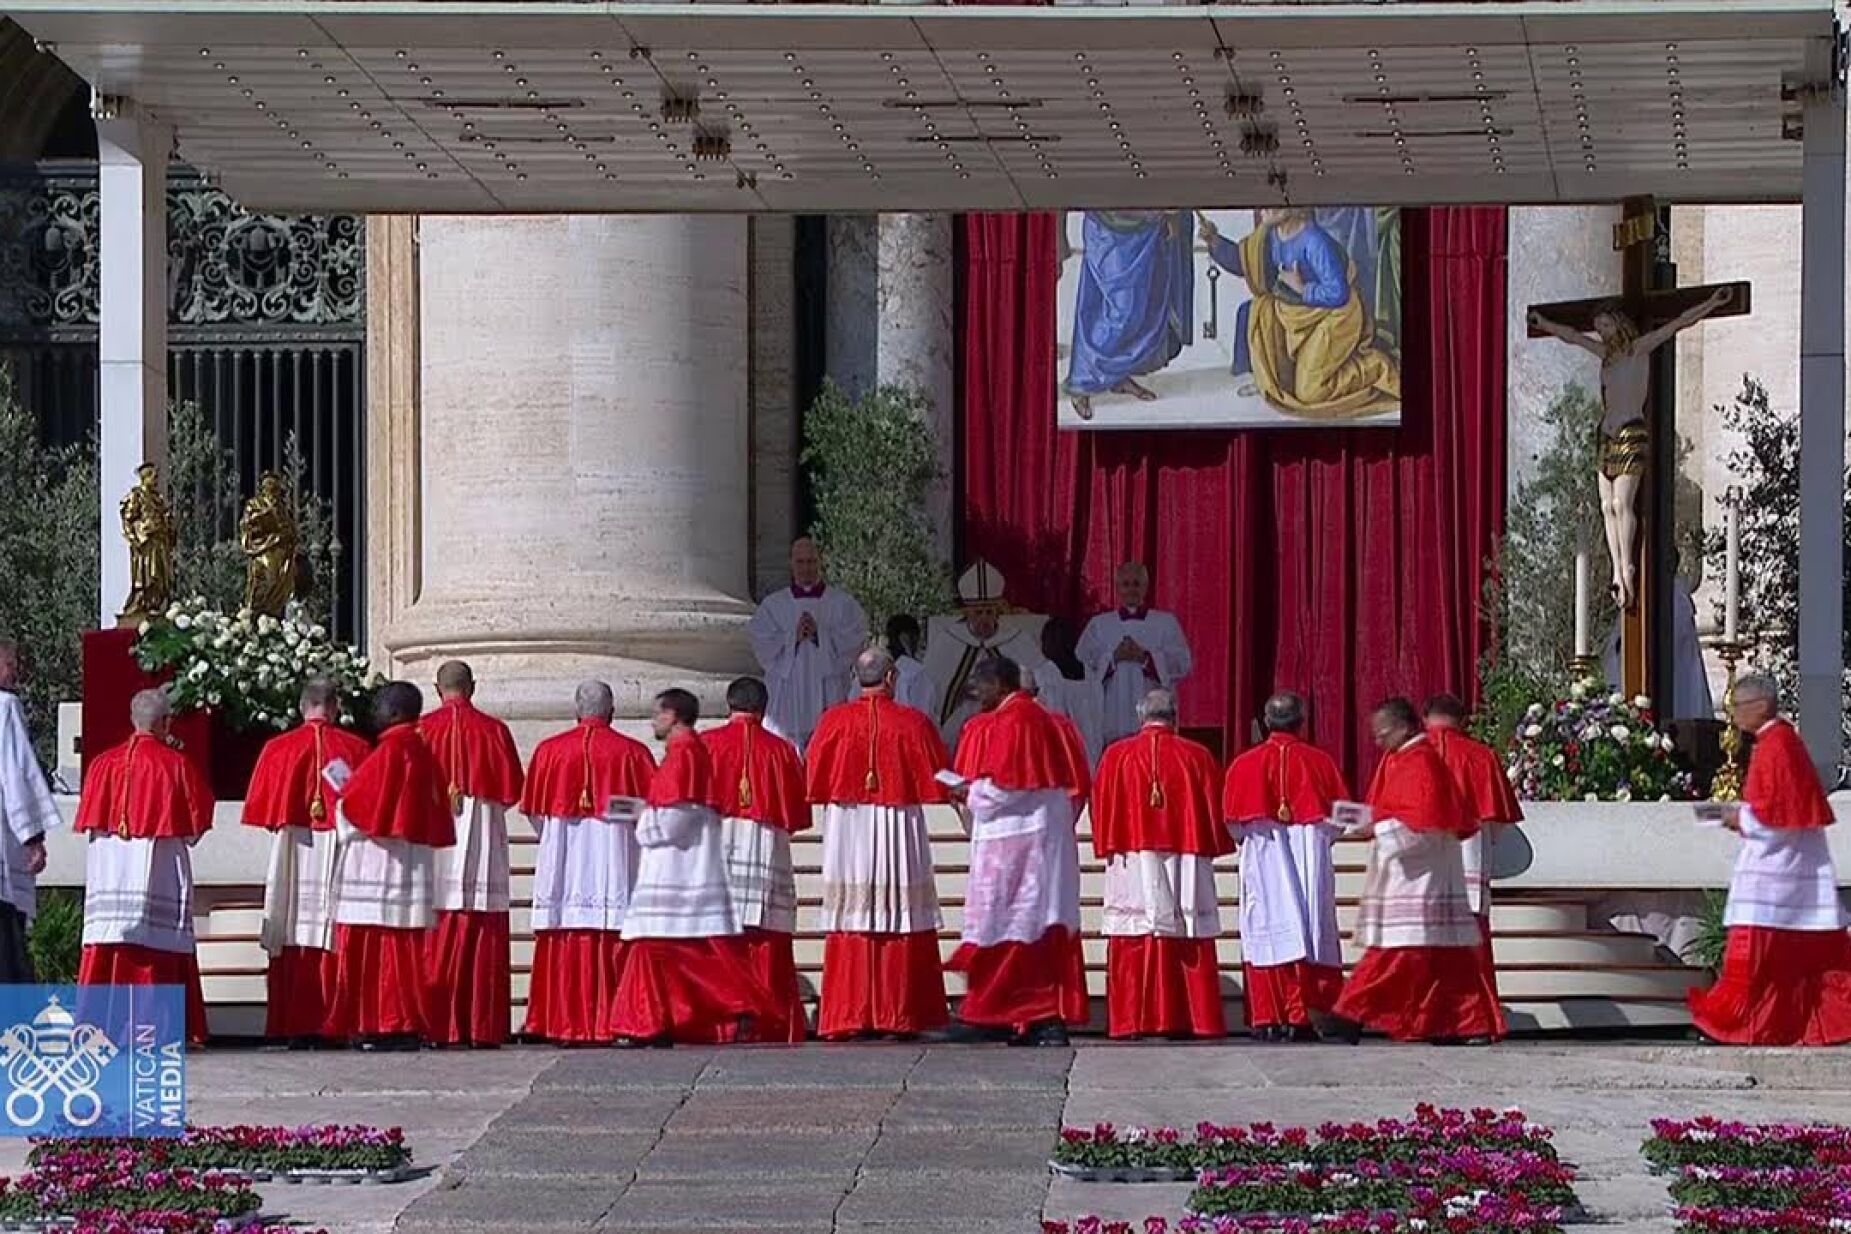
[117,462,176,627]
[240,471,300,617]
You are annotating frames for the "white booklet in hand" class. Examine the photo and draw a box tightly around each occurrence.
[933,769,970,793]
[605,796,646,824]
[321,758,353,792]
[1332,800,1373,833]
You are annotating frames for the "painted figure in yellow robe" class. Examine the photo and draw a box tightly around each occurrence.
[1199,209,1399,420]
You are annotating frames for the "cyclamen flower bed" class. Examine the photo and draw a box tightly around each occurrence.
[1641,1119,1851,1234]
[28,1124,413,1181]
[1044,1190,1569,1233]
[0,1156,262,1225]
[1644,1118,1851,1172]
[1186,1151,1580,1218]
[1054,1106,1556,1176]
[1672,1206,1851,1233]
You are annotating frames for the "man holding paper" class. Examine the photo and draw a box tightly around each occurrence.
[946,657,1088,1046]
[519,680,655,1044]
[613,689,775,1046]
[0,639,58,984]
[1092,688,1230,1039]
[329,681,454,1048]
[1688,674,1851,1045]
[1317,698,1503,1044]
[806,648,953,1040]
[241,679,372,1043]
[420,661,525,1046]
[1424,693,1522,1013]
[1221,691,1350,1040]
[703,676,810,1043]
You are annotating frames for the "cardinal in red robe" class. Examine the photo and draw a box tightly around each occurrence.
[1689,675,1851,1045]
[946,657,1088,1045]
[241,680,371,1043]
[419,660,524,1047]
[520,681,655,1044]
[1319,697,1504,1044]
[1093,688,1231,1038]
[1222,691,1351,1040]
[75,689,213,1044]
[807,650,953,1040]
[1425,693,1522,1018]
[329,682,455,1047]
[703,676,811,1043]
[613,689,777,1045]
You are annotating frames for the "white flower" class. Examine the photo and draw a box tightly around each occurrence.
[1615,787,1632,802]
[187,661,208,680]
[1585,792,1600,802]
[137,621,150,636]
[1551,754,1565,768]
[1525,703,1544,720]
[1633,694,1652,709]
[165,603,182,620]
[1610,724,1630,742]
[174,614,192,631]
[206,691,221,706]
[1524,724,1543,739]
[1570,682,1587,700]
[310,625,327,641]
[257,615,277,636]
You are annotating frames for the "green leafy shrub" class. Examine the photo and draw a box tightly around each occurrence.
[26,887,82,984]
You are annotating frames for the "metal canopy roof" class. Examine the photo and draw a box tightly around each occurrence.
[4,1,1836,212]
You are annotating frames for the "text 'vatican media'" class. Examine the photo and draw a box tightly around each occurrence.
[130,1021,183,1132]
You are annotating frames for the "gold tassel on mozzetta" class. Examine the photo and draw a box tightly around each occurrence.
[309,724,327,821]
[864,698,880,794]
[1275,745,1292,822]
[578,728,595,814]
[1147,732,1165,809]
[739,722,755,810]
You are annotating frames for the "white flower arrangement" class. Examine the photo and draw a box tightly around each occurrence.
[132,597,377,732]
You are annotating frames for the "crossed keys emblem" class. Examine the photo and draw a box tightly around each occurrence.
[0,997,117,1128]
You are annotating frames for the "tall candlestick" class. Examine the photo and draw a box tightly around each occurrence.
[1573,546,1592,660]
[1724,498,1741,644]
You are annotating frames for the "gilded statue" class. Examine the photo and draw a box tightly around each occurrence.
[117,462,176,626]
[240,471,299,617]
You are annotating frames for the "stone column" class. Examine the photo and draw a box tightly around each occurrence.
[824,213,957,558]
[1505,206,1622,493]
[381,215,756,745]
[93,93,170,626]
[1797,83,1847,776]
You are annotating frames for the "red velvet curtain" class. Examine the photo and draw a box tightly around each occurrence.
[958,208,1508,783]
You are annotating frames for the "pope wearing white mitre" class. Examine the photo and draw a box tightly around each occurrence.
[747,537,869,752]
[1077,561,1193,745]
[923,560,1045,752]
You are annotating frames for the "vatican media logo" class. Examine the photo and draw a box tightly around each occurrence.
[0,987,185,1137]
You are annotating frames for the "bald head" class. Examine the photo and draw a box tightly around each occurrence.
[1137,688,1178,727]
[1114,561,1150,610]
[435,660,474,700]
[130,688,172,735]
[299,678,340,721]
[1264,691,1306,734]
[855,647,895,689]
[575,680,615,722]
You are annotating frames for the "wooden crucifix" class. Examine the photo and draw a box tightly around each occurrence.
[1526,195,1751,702]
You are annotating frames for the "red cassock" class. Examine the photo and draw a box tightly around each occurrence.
[703,714,811,1043]
[948,692,1089,1034]
[1429,725,1522,1016]
[519,721,655,1043]
[242,719,372,1040]
[1334,738,1504,1042]
[806,692,953,1038]
[74,735,213,1044]
[1093,725,1231,1038]
[1222,732,1351,1031]
[418,699,524,1046]
[328,723,456,1040]
[1690,718,1851,1045]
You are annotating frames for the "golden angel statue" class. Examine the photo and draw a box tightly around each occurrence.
[117,462,176,625]
[240,471,299,617]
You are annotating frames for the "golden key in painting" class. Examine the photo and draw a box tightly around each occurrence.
[1057,207,1402,430]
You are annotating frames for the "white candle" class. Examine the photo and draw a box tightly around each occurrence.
[1724,498,1741,643]
[1573,546,1592,659]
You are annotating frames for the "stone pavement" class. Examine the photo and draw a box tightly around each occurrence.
[15,1041,1851,1233]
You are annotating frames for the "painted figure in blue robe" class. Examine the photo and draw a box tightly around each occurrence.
[1196,208,1399,419]
[1062,210,1194,420]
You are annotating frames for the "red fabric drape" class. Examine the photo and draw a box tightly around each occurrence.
[958,209,1507,783]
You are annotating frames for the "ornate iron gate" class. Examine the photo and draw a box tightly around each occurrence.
[0,164,366,641]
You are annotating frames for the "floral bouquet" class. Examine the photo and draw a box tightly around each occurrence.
[1643,1118,1851,1172]
[1187,1152,1578,1217]
[133,597,377,733]
[1505,680,1694,802]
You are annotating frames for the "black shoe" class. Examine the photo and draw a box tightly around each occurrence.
[1252,1025,1290,1043]
[356,1034,419,1053]
[1308,1011,1362,1045]
[930,1020,1014,1045]
[614,1034,673,1050]
[1013,1020,1070,1048]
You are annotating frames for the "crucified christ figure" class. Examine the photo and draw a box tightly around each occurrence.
[1527,285,1732,610]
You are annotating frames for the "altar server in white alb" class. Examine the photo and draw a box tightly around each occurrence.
[241,679,371,1043]
[884,615,939,718]
[748,537,868,752]
[1689,673,1851,1045]
[923,559,1043,752]
[0,639,57,983]
[1222,691,1350,1040]
[613,689,776,1045]
[1078,561,1193,744]
[520,680,655,1045]
[74,689,212,1043]
[1030,617,1107,770]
